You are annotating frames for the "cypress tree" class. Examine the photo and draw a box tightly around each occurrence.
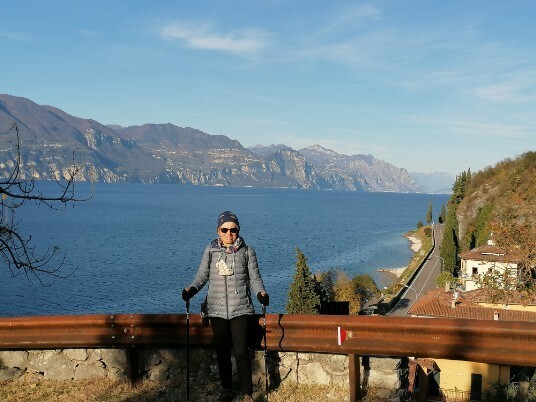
[286,248,320,314]
[452,171,468,205]
[466,167,472,183]
[440,169,471,274]
[439,204,447,224]
[440,206,460,274]
[426,200,433,225]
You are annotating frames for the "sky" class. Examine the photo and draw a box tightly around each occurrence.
[2,1,535,175]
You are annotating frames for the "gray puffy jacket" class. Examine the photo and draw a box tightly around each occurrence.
[189,238,266,320]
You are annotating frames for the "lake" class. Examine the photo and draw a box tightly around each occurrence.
[0,183,450,316]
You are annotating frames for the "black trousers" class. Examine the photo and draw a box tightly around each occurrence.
[210,315,253,396]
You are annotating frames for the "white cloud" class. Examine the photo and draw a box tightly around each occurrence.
[159,21,269,56]
[0,31,31,41]
[402,115,533,139]
[281,6,536,108]
[474,77,536,103]
[314,4,383,36]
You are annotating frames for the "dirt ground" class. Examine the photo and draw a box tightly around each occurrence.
[0,375,351,402]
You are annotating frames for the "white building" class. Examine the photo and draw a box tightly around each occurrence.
[459,244,524,291]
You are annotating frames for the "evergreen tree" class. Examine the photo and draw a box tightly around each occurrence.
[452,171,468,205]
[286,248,320,314]
[426,200,433,225]
[440,206,460,274]
[440,169,471,274]
[439,204,447,224]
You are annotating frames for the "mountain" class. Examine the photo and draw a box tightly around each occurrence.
[1,94,421,192]
[298,145,421,192]
[0,94,165,182]
[454,152,536,253]
[248,144,294,158]
[410,172,454,194]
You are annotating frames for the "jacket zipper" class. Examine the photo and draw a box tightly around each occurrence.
[224,254,229,319]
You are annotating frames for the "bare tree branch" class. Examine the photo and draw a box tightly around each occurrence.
[1,123,93,283]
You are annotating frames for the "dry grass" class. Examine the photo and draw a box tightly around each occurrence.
[0,376,350,402]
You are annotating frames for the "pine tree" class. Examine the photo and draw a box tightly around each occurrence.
[286,248,320,314]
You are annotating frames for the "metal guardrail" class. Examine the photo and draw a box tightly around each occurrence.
[2,313,536,402]
[1,313,536,367]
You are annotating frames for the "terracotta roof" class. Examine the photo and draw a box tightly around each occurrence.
[463,289,536,306]
[408,358,438,392]
[408,288,536,322]
[459,245,525,263]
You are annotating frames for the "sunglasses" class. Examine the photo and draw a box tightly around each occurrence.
[220,227,239,234]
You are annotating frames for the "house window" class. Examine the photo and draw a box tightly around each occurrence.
[472,267,479,278]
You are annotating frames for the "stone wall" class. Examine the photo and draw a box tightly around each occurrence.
[0,349,127,381]
[0,348,404,399]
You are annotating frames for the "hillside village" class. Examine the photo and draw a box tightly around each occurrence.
[403,152,536,401]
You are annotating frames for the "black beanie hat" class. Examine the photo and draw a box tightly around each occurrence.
[217,211,240,229]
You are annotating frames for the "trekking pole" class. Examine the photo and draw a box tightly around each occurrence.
[262,304,269,402]
[186,299,190,402]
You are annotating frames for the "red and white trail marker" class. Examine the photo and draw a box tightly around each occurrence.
[338,327,346,346]
[337,327,354,345]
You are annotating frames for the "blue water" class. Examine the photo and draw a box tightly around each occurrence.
[0,183,449,316]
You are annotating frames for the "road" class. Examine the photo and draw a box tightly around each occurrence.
[388,224,445,316]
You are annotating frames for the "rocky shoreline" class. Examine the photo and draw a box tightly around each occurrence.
[377,232,422,278]
[404,233,423,253]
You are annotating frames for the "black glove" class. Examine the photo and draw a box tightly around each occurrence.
[182,286,198,301]
[257,292,269,306]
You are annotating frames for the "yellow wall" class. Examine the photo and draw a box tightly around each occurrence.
[434,359,509,392]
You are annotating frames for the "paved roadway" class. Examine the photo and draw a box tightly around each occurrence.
[388,224,445,316]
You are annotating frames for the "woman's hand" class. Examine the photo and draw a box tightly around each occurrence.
[257,291,269,306]
[182,286,198,301]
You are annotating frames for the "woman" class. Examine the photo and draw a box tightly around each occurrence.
[183,211,269,402]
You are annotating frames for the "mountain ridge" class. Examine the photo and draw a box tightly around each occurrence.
[1,93,422,192]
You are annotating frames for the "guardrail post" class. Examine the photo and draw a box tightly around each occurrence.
[126,346,140,386]
[349,354,361,402]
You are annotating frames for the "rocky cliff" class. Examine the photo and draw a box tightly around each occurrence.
[1,94,422,193]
